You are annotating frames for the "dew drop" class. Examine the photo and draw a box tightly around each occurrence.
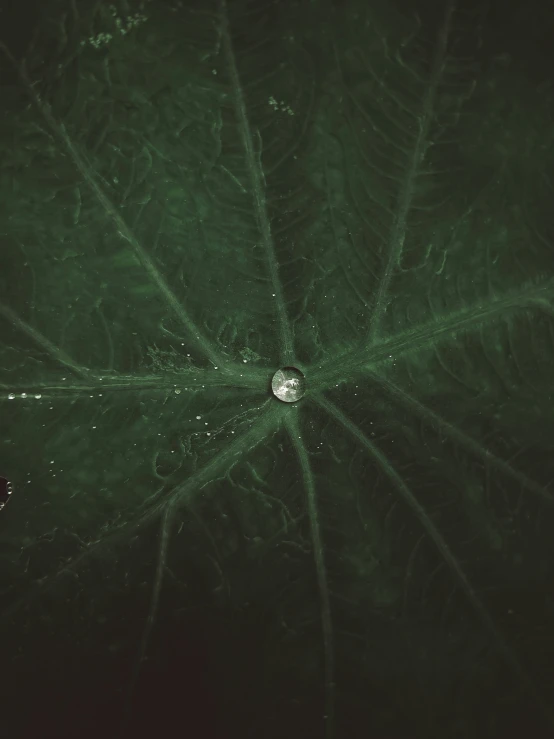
[0,477,13,511]
[271,367,306,403]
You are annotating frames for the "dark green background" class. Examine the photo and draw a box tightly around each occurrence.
[1,0,554,737]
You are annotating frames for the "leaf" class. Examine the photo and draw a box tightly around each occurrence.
[1,1,554,737]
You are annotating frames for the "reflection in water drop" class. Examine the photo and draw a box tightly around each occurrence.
[271,367,306,403]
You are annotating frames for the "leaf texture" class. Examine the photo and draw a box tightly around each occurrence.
[1,0,554,737]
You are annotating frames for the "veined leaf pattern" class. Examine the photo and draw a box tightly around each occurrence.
[1,1,553,737]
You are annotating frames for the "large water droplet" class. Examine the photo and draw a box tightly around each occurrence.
[271,367,306,403]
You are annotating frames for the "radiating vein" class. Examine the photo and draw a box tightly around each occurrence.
[119,503,173,737]
[219,1,295,366]
[0,304,93,381]
[0,364,270,404]
[310,280,554,392]
[285,410,335,739]
[367,0,456,342]
[313,392,554,731]
[367,370,554,507]
[0,399,280,624]
[0,42,227,372]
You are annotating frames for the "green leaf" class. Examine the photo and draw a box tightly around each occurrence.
[1,1,554,737]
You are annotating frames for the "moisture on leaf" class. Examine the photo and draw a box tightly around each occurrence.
[1,1,554,738]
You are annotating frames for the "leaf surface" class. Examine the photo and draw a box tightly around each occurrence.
[1,1,554,737]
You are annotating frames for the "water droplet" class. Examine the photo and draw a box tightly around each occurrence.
[271,367,306,403]
[0,477,13,511]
